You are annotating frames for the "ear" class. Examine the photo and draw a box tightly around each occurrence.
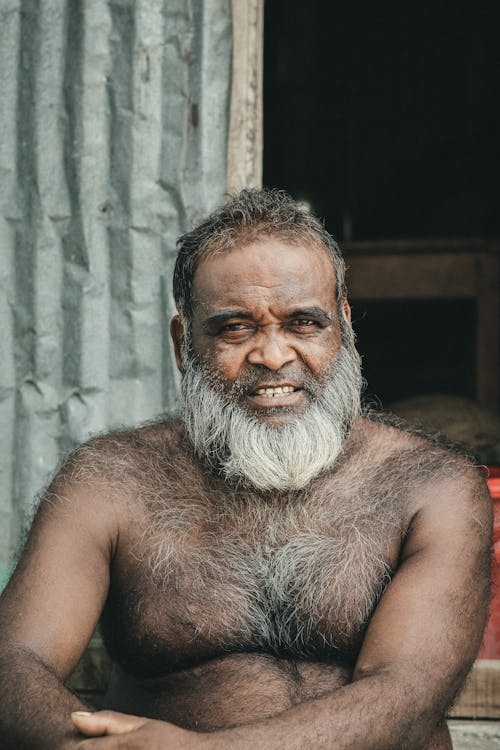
[170,315,186,372]
[341,299,351,323]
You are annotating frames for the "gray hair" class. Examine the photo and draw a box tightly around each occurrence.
[173,188,347,324]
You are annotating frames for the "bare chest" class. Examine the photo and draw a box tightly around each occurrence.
[101,475,406,677]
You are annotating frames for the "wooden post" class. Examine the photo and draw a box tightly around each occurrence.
[476,250,500,411]
[226,0,264,193]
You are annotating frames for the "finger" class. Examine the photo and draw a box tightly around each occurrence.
[76,738,118,748]
[72,710,147,737]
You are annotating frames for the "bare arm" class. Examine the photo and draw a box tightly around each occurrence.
[0,466,118,750]
[74,467,491,749]
[210,469,492,749]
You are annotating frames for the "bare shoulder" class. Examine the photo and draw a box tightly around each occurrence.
[32,416,188,539]
[0,422,190,670]
[347,411,492,524]
[47,416,185,493]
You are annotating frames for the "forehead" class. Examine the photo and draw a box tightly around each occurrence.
[191,239,337,317]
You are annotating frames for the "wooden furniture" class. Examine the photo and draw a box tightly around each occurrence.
[342,239,500,412]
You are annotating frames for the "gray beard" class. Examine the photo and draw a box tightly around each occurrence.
[179,340,362,492]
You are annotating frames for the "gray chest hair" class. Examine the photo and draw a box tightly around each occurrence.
[144,490,403,656]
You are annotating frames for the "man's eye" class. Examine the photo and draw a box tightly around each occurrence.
[221,323,249,332]
[292,319,317,328]
[218,323,254,338]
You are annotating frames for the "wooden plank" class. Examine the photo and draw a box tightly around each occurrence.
[475,252,500,411]
[342,238,488,255]
[345,253,477,299]
[450,660,500,719]
[226,0,264,193]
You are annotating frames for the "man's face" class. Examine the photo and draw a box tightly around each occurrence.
[175,239,349,427]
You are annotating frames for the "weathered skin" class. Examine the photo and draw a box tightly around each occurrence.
[100,419,410,717]
[0,417,490,749]
[0,238,492,749]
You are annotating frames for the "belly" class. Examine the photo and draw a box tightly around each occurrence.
[103,652,352,731]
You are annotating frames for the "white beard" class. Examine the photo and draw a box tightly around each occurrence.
[179,341,362,492]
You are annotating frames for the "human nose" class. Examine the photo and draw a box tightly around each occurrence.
[246,328,297,371]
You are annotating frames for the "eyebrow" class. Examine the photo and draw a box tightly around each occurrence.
[202,306,333,331]
[202,311,254,331]
[288,307,334,325]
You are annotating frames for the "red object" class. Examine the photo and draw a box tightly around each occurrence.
[477,467,500,659]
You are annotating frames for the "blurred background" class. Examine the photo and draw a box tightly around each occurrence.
[264,0,499,455]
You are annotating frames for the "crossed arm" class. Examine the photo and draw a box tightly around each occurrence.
[0,469,492,750]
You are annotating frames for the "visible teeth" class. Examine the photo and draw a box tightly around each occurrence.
[255,386,295,396]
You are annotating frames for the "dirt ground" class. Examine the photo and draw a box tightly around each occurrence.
[449,721,500,749]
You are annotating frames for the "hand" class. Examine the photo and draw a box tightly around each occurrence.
[72,710,208,749]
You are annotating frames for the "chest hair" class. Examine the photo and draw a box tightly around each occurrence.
[135,454,412,657]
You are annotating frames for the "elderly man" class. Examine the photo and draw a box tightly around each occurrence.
[0,189,491,749]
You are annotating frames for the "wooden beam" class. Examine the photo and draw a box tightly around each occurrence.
[342,238,489,255]
[226,0,264,193]
[345,253,478,299]
[475,251,500,411]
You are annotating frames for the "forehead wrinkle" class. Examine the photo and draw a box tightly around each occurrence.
[192,240,337,318]
[194,277,333,313]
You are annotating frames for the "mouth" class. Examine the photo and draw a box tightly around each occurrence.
[245,383,307,415]
[253,385,297,397]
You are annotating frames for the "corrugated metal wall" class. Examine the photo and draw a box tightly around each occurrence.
[0,0,234,586]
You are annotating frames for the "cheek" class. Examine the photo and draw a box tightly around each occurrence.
[300,337,339,374]
[214,359,242,383]
[195,341,246,382]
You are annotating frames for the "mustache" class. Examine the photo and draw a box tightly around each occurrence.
[220,366,324,398]
[181,338,325,398]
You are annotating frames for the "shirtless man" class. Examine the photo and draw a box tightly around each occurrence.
[0,189,491,749]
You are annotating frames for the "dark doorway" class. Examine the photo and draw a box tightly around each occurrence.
[351,298,477,405]
[263,1,500,407]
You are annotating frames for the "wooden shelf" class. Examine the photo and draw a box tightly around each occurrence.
[343,239,500,411]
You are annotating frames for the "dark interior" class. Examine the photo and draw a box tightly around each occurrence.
[350,298,476,405]
[263,1,499,407]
